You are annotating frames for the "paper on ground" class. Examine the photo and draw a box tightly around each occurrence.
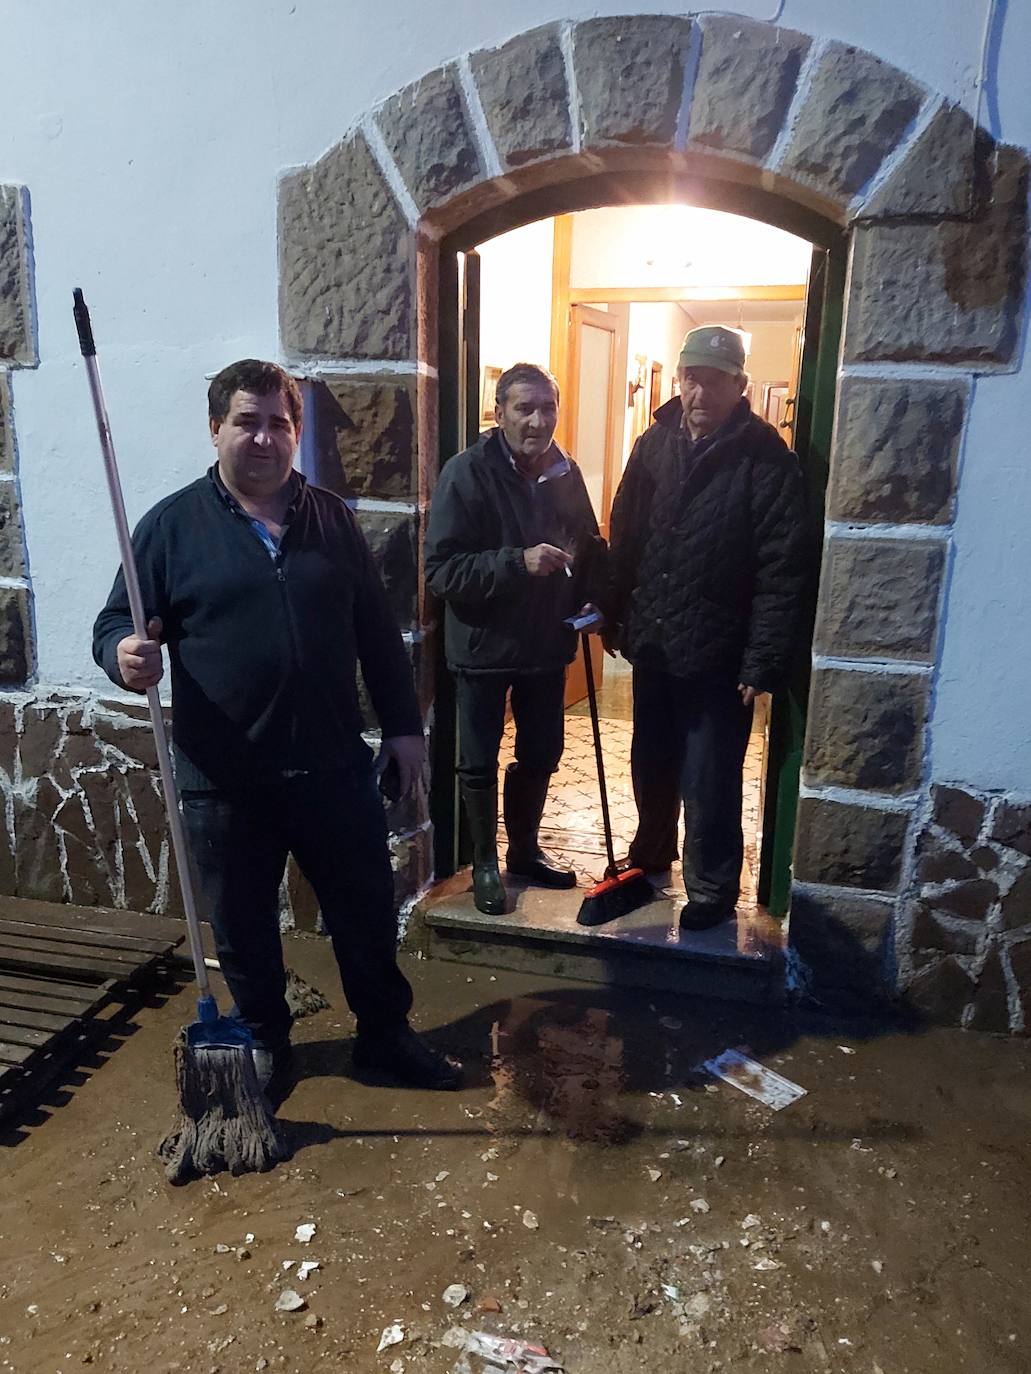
[702,1048,806,1110]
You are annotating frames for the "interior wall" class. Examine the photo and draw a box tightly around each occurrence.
[623,301,691,460]
[741,321,799,404]
[476,219,555,390]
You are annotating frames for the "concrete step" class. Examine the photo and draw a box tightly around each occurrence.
[414,872,786,1005]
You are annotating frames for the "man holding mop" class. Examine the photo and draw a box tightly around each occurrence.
[94,359,460,1092]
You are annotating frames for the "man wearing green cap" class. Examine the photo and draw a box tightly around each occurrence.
[606,325,806,931]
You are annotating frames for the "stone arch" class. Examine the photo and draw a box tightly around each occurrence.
[277,14,1029,1019]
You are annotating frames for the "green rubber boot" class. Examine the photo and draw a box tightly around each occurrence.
[460,782,507,915]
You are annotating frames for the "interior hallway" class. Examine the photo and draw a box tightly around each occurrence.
[498,657,768,909]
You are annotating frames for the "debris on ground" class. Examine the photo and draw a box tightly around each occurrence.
[702,1048,806,1109]
[446,1329,564,1373]
[274,1290,306,1313]
[294,1223,316,1244]
[377,1322,405,1353]
[443,1283,470,1307]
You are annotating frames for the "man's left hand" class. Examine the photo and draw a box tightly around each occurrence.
[737,684,762,707]
[378,735,426,797]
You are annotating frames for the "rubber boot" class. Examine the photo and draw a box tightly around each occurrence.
[503,763,576,889]
[460,782,507,915]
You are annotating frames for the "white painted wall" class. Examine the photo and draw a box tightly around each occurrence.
[0,0,1028,789]
[476,220,554,394]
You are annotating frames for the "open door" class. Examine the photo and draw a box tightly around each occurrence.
[757,241,846,916]
[564,303,623,706]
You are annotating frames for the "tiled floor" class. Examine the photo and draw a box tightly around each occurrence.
[498,661,768,908]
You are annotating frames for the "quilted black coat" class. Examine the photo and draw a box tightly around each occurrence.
[607,397,806,692]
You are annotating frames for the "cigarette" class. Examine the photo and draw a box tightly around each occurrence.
[564,564,573,578]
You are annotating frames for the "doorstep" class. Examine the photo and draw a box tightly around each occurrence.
[413,871,786,1006]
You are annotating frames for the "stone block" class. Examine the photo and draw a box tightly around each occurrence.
[0,186,34,366]
[1001,866,1031,932]
[970,845,1000,873]
[14,777,65,903]
[0,373,14,473]
[688,17,809,161]
[93,713,158,770]
[788,888,895,1009]
[19,704,62,781]
[844,146,1028,366]
[572,15,691,148]
[967,945,1012,1032]
[804,668,928,794]
[794,795,909,891]
[827,378,965,525]
[376,66,482,211]
[916,838,977,886]
[470,25,572,168]
[779,43,923,205]
[911,902,983,957]
[0,481,24,579]
[0,585,31,685]
[309,376,417,501]
[991,800,1031,858]
[279,133,415,360]
[0,697,15,780]
[813,537,944,663]
[356,509,419,628]
[931,784,986,844]
[929,879,997,921]
[860,104,991,219]
[905,955,974,1025]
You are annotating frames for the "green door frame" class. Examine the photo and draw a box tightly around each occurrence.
[757,240,847,915]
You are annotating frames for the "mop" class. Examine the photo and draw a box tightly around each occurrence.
[575,632,654,926]
[73,290,290,1182]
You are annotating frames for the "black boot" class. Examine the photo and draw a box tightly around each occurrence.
[460,782,507,915]
[503,763,576,889]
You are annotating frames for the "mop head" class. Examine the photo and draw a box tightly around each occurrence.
[158,1030,291,1184]
[576,867,654,927]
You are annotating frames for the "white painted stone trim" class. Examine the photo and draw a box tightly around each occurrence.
[823,520,952,541]
[348,497,419,515]
[286,359,437,379]
[559,22,583,155]
[849,90,945,215]
[674,20,704,151]
[764,37,829,173]
[361,114,421,229]
[457,54,504,179]
[798,782,917,811]
[793,878,900,903]
[840,362,977,384]
[811,654,935,675]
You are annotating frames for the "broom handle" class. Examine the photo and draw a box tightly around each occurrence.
[73,291,211,1000]
[581,632,616,874]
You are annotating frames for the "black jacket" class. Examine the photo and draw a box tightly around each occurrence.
[93,467,422,790]
[607,398,806,691]
[425,431,602,673]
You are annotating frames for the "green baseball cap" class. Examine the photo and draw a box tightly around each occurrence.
[678,325,747,375]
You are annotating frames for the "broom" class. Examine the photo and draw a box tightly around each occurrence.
[575,631,654,927]
[73,290,290,1183]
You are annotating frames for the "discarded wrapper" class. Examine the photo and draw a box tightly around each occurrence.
[449,1329,564,1373]
[701,1048,806,1110]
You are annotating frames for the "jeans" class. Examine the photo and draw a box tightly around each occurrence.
[181,767,413,1049]
[628,667,754,906]
[454,669,567,786]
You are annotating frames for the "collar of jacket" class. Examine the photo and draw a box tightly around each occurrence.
[207,462,307,514]
[483,430,572,485]
[653,394,752,445]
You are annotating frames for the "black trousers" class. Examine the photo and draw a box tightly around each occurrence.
[628,667,754,906]
[455,669,567,786]
[181,767,413,1050]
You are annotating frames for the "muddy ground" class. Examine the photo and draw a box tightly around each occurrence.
[2,934,1030,1374]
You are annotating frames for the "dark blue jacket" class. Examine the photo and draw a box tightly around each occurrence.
[93,467,421,789]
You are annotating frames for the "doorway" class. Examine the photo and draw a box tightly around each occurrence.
[434,199,842,937]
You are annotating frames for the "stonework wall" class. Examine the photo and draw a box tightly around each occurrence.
[272,13,1030,1024]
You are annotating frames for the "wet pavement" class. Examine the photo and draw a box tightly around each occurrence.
[1,933,1030,1373]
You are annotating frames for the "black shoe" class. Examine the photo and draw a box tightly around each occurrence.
[251,1041,294,1091]
[472,861,507,915]
[506,848,577,889]
[679,900,736,932]
[353,1026,463,1091]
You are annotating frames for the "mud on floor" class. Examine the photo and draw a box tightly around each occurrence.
[1,932,1030,1374]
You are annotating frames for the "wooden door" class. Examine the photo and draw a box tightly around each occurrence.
[563,304,622,706]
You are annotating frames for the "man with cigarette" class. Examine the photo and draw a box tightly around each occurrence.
[425,362,603,914]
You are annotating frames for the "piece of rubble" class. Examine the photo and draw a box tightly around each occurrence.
[647,1169,663,1183]
[522,1211,539,1230]
[275,1290,306,1313]
[443,1284,469,1308]
[297,1261,320,1281]
[214,1243,231,1254]
[689,1198,710,1214]
[377,1323,405,1353]
[295,1223,316,1244]
[741,1214,761,1230]
[303,1313,322,1329]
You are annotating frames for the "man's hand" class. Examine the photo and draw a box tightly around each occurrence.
[116,617,164,691]
[575,602,605,633]
[378,734,426,798]
[524,543,573,577]
[738,683,763,707]
[601,626,620,658]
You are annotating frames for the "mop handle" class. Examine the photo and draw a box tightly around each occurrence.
[581,632,617,874]
[73,290,211,999]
